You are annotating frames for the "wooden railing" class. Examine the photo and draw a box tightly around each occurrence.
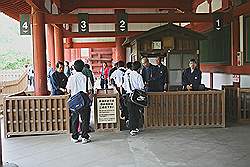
[238,88,250,122]
[0,70,28,94]
[144,90,225,128]
[3,94,70,137]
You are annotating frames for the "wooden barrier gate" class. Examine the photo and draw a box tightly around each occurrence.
[144,91,225,128]
[238,88,250,122]
[3,94,70,137]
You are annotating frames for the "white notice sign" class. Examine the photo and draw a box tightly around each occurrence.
[97,97,117,123]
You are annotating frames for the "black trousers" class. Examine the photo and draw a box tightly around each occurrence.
[126,96,140,131]
[100,78,108,89]
[71,107,90,140]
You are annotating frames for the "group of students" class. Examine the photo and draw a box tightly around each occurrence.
[47,56,202,142]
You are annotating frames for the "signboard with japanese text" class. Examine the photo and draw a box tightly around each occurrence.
[97,97,117,123]
[20,14,31,35]
[78,13,89,34]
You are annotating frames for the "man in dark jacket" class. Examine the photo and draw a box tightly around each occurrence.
[51,61,68,95]
[156,56,168,91]
[141,57,161,92]
[182,59,202,91]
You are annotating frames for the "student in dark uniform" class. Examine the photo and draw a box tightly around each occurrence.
[51,61,68,95]
[156,56,168,91]
[182,59,202,91]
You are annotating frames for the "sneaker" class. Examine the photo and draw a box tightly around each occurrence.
[71,137,79,143]
[82,138,91,144]
[130,130,138,136]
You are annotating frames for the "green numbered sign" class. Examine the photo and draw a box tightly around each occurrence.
[116,12,128,34]
[20,14,31,35]
[78,13,89,34]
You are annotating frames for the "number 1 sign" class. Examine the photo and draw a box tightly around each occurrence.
[78,13,89,34]
[20,14,31,35]
[116,12,128,34]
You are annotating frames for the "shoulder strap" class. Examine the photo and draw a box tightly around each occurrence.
[128,73,133,92]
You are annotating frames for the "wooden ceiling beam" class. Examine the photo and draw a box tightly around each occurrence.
[25,0,47,12]
[63,31,143,38]
[62,0,192,13]
[45,12,213,24]
[64,42,116,48]
[233,1,250,17]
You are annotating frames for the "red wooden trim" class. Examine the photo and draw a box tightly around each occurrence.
[233,1,250,17]
[64,42,116,49]
[62,0,192,12]
[200,64,250,74]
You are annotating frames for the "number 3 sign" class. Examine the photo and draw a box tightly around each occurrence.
[78,13,89,34]
[20,14,31,35]
[116,12,128,34]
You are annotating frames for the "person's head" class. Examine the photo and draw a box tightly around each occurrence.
[74,60,84,72]
[102,62,108,68]
[132,61,141,71]
[84,63,90,69]
[47,60,51,67]
[64,61,69,67]
[156,57,162,65]
[141,57,150,67]
[117,61,125,68]
[126,62,133,70]
[189,59,197,70]
[56,61,64,73]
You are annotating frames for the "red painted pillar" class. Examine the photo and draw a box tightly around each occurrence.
[76,48,81,60]
[232,17,240,66]
[54,26,64,63]
[64,49,71,62]
[46,24,55,69]
[32,8,48,95]
[115,37,126,62]
[71,48,77,61]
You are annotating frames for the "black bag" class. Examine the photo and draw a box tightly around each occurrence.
[68,91,91,112]
[130,89,148,107]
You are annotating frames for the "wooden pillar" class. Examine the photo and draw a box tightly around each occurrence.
[46,24,55,69]
[71,48,76,61]
[64,49,71,62]
[232,17,240,66]
[32,8,48,95]
[76,48,81,60]
[210,73,213,89]
[54,26,64,63]
[115,37,126,62]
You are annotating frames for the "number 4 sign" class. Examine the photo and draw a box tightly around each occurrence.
[20,14,31,35]
[116,12,128,34]
[78,13,89,34]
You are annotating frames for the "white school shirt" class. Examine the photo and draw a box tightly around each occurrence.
[110,67,126,87]
[123,70,144,93]
[66,72,92,96]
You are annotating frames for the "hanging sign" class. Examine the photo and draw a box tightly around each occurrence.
[213,12,223,31]
[233,75,240,83]
[78,13,89,34]
[116,12,128,34]
[97,97,117,123]
[20,14,31,35]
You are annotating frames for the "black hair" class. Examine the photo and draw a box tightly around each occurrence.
[74,60,84,72]
[189,59,197,64]
[84,63,90,69]
[132,61,141,71]
[126,62,132,70]
[56,61,64,68]
[117,61,125,68]
[65,61,69,65]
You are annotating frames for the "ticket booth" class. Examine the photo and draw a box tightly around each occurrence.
[124,23,206,90]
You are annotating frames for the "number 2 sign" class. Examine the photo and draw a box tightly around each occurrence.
[78,13,89,34]
[116,13,128,34]
[20,14,31,35]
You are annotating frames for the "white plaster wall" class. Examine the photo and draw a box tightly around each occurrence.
[72,37,115,43]
[212,0,222,12]
[201,72,210,88]
[213,73,233,90]
[240,75,250,88]
[196,1,209,13]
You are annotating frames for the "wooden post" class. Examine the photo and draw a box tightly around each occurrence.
[115,37,126,62]
[46,24,55,69]
[32,8,48,96]
[54,26,64,63]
